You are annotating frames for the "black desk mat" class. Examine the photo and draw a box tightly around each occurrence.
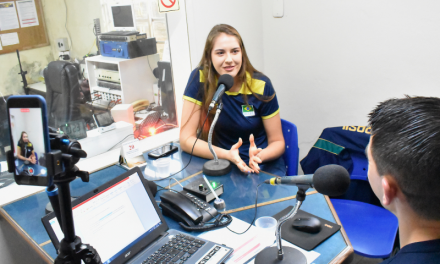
[273,206,341,251]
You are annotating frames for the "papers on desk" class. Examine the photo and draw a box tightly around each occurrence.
[198,217,320,264]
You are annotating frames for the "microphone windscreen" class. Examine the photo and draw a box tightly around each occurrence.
[218,74,234,91]
[313,164,350,196]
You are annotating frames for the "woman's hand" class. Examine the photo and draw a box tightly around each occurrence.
[228,138,254,174]
[29,156,37,164]
[249,134,263,174]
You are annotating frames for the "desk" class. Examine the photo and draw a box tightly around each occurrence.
[28,82,47,97]
[0,145,353,263]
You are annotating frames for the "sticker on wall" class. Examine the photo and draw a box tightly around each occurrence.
[158,0,180,13]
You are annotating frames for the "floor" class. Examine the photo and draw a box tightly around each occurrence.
[350,253,384,264]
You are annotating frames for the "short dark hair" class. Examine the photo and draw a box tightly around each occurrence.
[368,96,440,220]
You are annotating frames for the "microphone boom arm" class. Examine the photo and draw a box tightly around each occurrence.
[275,187,307,260]
[207,103,222,162]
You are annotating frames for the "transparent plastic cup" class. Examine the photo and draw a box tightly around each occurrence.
[154,157,171,178]
[255,216,277,246]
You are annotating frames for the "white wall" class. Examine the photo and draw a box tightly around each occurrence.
[185,0,265,71]
[261,0,440,171]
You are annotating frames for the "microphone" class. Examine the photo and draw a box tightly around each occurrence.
[208,74,234,110]
[264,164,350,196]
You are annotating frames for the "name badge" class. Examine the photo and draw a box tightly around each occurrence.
[242,105,255,117]
[122,139,142,159]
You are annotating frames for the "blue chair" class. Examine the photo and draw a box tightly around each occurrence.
[331,153,399,258]
[281,119,299,176]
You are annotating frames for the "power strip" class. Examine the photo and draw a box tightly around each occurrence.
[92,88,122,102]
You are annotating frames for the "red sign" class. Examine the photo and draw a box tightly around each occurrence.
[21,108,30,112]
[161,0,176,8]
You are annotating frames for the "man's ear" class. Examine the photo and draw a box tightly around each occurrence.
[381,176,398,206]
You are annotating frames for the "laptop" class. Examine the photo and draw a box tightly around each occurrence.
[41,167,233,264]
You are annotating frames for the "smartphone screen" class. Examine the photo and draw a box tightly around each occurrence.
[94,112,114,127]
[8,104,49,182]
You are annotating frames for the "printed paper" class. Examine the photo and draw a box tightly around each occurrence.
[0,32,19,46]
[0,2,20,31]
[16,0,39,28]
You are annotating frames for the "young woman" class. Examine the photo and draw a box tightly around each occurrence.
[17,131,37,165]
[180,24,285,175]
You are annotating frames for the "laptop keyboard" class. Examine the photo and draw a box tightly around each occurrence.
[142,233,221,264]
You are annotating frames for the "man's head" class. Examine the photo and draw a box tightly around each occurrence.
[368,96,440,221]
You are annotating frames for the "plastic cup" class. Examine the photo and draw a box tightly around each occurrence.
[154,157,171,178]
[255,216,277,246]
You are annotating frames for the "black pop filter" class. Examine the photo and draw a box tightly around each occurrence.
[313,164,350,196]
[218,74,234,91]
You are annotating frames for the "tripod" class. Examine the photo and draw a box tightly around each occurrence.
[44,134,101,264]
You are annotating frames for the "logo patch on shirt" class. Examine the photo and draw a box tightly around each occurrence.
[242,105,255,117]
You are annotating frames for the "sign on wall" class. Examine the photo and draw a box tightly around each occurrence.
[158,0,179,13]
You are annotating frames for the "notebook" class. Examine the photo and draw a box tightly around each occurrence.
[41,167,233,264]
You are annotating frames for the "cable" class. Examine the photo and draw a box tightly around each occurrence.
[63,0,73,52]
[148,113,209,182]
[154,123,178,130]
[87,39,96,55]
[226,182,263,235]
[0,90,6,103]
[106,134,134,152]
[146,56,154,73]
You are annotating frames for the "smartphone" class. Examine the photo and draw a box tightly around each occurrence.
[148,144,178,159]
[7,95,51,186]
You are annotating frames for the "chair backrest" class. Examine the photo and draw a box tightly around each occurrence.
[281,119,299,176]
[350,152,369,181]
[43,61,83,128]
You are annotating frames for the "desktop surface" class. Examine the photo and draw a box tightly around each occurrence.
[0,144,352,263]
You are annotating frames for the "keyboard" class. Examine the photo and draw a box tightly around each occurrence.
[142,233,226,264]
[101,31,138,36]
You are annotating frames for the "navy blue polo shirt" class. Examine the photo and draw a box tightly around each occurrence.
[183,69,280,163]
[380,239,440,264]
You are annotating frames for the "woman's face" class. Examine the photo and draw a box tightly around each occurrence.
[211,33,242,79]
[22,133,29,143]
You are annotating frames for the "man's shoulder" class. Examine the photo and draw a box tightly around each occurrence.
[380,239,440,264]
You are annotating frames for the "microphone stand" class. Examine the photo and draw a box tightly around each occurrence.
[203,100,232,176]
[255,186,308,264]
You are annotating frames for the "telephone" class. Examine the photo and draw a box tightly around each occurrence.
[160,190,233,231]
[131,99,149,112]
[160,190,218,227]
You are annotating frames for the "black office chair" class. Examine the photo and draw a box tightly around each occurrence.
[43,61,84,128]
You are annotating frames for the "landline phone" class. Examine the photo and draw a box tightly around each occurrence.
[160,190,232,231]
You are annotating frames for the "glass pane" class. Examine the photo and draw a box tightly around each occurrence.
[0,0,178,163]
[152,20,168,42]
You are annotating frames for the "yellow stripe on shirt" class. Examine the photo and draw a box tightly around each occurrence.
[183,95,202,106]
[262,108,280,120]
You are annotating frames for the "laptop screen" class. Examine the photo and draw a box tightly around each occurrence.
[47,172,162,264]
